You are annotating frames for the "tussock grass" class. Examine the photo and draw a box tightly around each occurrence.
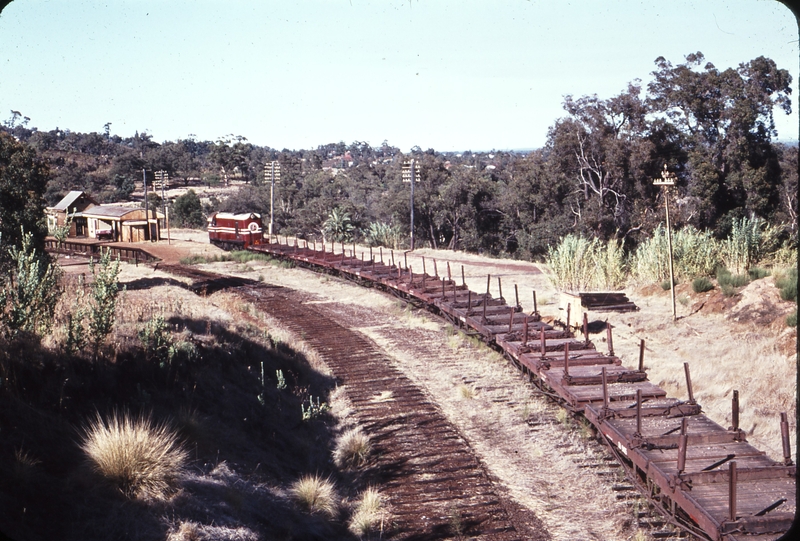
[458,383,477,399]
[167,521,202,541]
[291,474,338,517]
[333,428,372,469]
[79,411,188,501]
[692,277,714,293]
[348,487,387,536]
[748,267,771,280]
[775,267,797,302]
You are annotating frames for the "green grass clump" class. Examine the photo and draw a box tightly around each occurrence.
[692,277,714,293]
[748,267,771,280]
[291,474,338,517]
[775,268,797,302]
[661,279,674,291]
[79,411,188,500]
[721,283,738,297]
[716,268,748,288]
[786,310,797,327]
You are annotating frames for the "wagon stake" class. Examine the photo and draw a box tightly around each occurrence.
[532,290,538,314]
[497,276,503,301]
[583,312,589,343]
[461,265,465,287]
[563,341,570,378]
[539,327,546,359]
[566,302,571,332]
[514,284,519,309]
[729,461,738,521]
[638,339,645,371]
[522,317,528,346]
[507,306,515,333]
[781,412,792,465]
[677,433,688,474]
[731,390,739,432]
[606,323,614,356]
[635,389,642,436]
[684,362,695,404]
[601,366,608,409]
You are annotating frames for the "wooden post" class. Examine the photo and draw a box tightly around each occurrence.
[583,312,589,342]
[781,412,792,465]
[522,317,528,346]
[729,461,738,521]
[540,328,546,358]
[684,363,695,404]
[677,433,688,474]
[636,389,642,435]
[638,339,645,371]
[732,390,739,431]
[566,303,571,332]
[606,323,614,356]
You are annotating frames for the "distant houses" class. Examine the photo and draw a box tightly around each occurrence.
[46,190,164,242]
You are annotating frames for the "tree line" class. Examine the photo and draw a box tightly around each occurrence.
[1,52,796,262]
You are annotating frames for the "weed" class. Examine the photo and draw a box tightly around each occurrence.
[660,279,672,291]
[333,427,372,469]
[448,503,465,538]
[138,315,175,366]
[349,487,386,536]
[555,407,571,428]
[291,474,338,517]
[678,294,689,306]
[545,234,626,292]
[458,384,477,400]
[721,283,738,297]
[301,396,330,421]
[167,521,202,541]
[775,268,797,302]
[578,418,594,440]
[276,369,287,390]
[79,411,188,500]
[692,277,714,293]
[748,267,771,280]
[787,310,797,327]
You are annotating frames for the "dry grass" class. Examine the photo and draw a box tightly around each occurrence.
[333,427,372,469]
[348,487,387,537]
[291,474,338,517]
[458,383,477,400]
[79,411,189,501]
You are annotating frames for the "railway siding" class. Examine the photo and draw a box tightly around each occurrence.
[247,237,796,541]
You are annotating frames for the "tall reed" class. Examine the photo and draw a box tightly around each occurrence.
[545,235,626,292]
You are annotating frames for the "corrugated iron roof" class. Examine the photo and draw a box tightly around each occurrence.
[50,190,92,211]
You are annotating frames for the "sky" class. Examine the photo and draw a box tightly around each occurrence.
[0,0,797,152]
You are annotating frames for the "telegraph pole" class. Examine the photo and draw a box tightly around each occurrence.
[156,170,170,244]
[142,168,150,241]
[654,164,677,320]
[265,161,281,237]
[402,159,421,250]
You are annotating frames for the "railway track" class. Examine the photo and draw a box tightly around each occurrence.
[240,237,795,541]
[238,284,548,540]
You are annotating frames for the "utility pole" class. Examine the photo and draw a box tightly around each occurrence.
[402,158,421,250]
[654,164,677,320]
[156,170,170,244]
[142,168,150,241]
[265,161,281,237]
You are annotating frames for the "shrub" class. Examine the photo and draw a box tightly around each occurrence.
[349,487,386,536]
[333,428,372,469]
[364,221,404,249]
[775,268,797,302]
[748,267,771,280]
[721,283,738,297]
[545,234,625,292]
[87,249,122,355]
[79,411,188,500]
[138,315,175,366]
[786,310,797,327]
[718,216,780,275]
[171,189,205,228]
[291,474,338,517]
[632,225,719,284]
[0,228,62,339]
[692,277,714,293]
[660,279,673,291]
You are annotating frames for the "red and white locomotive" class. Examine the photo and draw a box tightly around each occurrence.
[207,212,264,249]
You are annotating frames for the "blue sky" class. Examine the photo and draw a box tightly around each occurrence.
[0,0,797,152]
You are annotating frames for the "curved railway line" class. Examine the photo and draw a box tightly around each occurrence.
[237,237,795,541]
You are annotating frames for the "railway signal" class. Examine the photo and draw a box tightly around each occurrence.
[402,159,421,250]
[265,161,281,236]
[653,164,677,320]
